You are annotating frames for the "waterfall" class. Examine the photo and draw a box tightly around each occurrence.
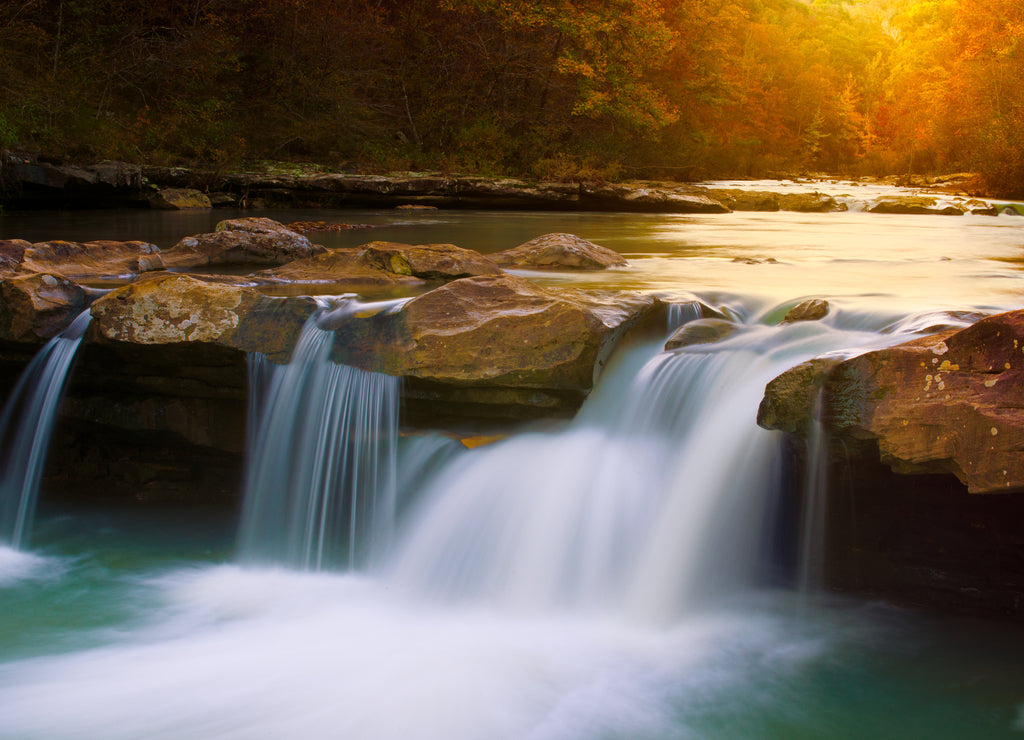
[0,311,91,549]
[386,323,857,620]
[238,313,400,570]
[798,391,829,594]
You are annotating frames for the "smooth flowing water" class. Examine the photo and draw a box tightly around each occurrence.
[0,311,91,549]
[2,195,1024,738]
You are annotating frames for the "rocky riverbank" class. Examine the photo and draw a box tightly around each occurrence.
[4,152,1020,215]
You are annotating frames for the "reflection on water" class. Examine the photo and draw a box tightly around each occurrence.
[3,206,1023,315]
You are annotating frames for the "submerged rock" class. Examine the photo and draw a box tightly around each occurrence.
[665,318,741,349]
[492,233,626,271]
[782,298,830,323]
[161,217,325,268]
[759,309,1024,493]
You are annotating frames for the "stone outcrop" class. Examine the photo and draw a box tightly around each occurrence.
[582,183,730,213]
[161,217,325,268]
[330,274,657,419]
[89,272,318,360]
[254,249,426,288]
[712,190,845,213]
[360,241,503,280]
[20,240,164,279]
[492,233,627,271]
[0,272,91,342]
[758,309,1024,494]
[149,187,212,210]
[0,240,30,276]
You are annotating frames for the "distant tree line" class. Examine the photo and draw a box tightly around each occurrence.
[0,0,1020,194]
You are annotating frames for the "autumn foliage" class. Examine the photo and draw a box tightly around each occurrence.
[0,0,1020,194]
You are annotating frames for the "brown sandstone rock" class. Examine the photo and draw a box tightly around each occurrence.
[21,240,165,278]
[161,217,325,268]
[332,274,656,417]
[0,272,90,342]
[89,272,317,360]
[360,241,503,280]
[759,310,1024,493]
[253,249,426,287]
[492,233,626,271]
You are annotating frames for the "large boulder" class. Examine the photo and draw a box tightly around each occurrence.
[20,240,164,278]
[492,233,627,271]
[758,310,1024,493]
[360,241,503,280]
[0,272,91,342]
[253,249,427,288]
[331,274,657,418]
[161,217,326,268]
[89,272,318,360]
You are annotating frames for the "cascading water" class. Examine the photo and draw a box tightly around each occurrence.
[798,390,829,595]
[386,319,885,621]
[0,310,91,549]
[238,306,401,570]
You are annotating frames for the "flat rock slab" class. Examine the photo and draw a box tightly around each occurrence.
[21,240,164,278]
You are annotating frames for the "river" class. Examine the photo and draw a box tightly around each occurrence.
[1,186,1023,738]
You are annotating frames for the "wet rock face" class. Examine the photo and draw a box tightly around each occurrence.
[0,272,90,342]
[664,318,740,350]
[759,310,1024,494]
[782,298,829,323]
[492,233,627,271]
[161,217,326,268]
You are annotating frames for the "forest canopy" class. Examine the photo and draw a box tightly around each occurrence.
[1,0,1021,194]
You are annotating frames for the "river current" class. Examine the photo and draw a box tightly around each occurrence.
[1,182,1024,738]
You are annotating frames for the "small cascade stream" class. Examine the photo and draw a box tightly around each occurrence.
[238,305,401,570]
[0,310,91,549]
